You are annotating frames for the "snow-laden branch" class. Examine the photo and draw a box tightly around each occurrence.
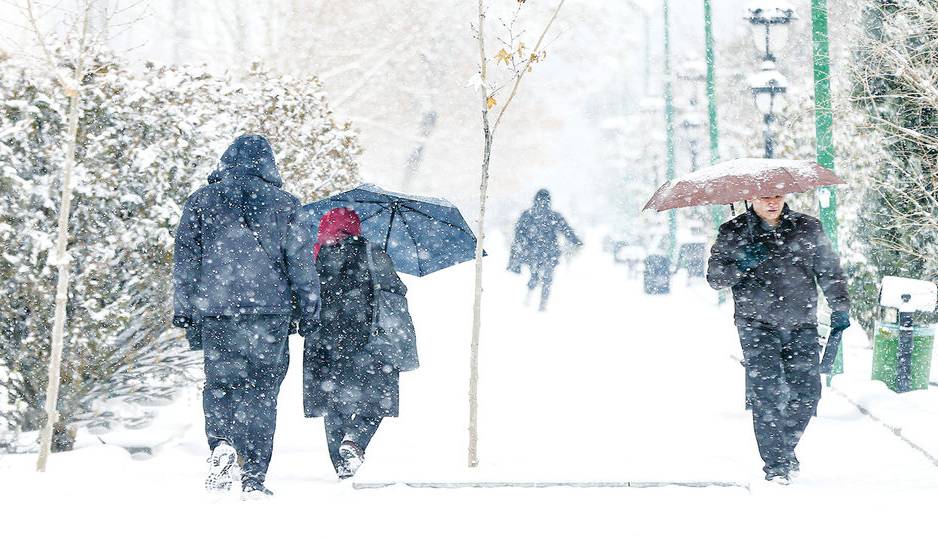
[492,0,566,133]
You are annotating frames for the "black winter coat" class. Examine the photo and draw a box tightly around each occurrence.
[173,135,320,323]
[303,236,408,418]
[707,205,850,329]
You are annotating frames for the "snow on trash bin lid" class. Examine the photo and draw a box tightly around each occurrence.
[879,276,937,312]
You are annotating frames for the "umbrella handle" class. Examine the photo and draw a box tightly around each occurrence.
[820,328,844,375]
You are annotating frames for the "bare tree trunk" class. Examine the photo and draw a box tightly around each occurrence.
[468,0,566,469]
[468,0,491,469]
[33,0,92,472]
[36,89,81,472]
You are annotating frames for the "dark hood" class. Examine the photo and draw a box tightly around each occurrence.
[214,134,283,187]
[533,189,552,212]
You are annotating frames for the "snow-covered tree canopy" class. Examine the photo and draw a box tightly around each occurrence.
[0,46,360,445]
[847,0,938,335]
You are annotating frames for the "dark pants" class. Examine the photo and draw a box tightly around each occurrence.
[202,314,290,484]
[323,410,383,473]
[737,323,821,475]
[527,259,557,310]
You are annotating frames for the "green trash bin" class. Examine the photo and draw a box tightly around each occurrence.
[872,322,934,392]
[872,276,937,393]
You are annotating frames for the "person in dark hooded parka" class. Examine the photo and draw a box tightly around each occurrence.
[508,189,582,311]
[304,207,413,479]
[173,134,320,498]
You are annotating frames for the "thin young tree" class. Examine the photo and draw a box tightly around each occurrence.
[468,0,566,468]
[23,0,98,472]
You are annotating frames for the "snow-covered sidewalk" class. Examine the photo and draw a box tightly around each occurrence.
[829,325,938,466]
[2,238,937,538]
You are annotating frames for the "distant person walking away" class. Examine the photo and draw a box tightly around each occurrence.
[173,134,320,498]
[707,195,850,485]
[304,208,418,479]
[508,189,583,311]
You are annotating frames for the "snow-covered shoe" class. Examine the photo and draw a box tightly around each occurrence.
[338,439,364,478]
[335,461,354,481]
[205,442,238,492]
[788,458,800,479]
[241,479,274,500]
[765,470,791,485]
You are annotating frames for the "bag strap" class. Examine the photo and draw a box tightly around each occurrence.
[244,219,289,278]
[364,243,380,329]
[239,191,289,282]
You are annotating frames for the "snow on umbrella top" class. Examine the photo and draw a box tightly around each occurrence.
[642,158,844,212]
[303,183,482,277]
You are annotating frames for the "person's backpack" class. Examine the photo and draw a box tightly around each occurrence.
[363,246,419,372]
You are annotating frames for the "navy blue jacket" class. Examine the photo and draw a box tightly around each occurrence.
[173,135,320,325]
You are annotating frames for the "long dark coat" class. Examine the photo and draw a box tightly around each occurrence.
[303,236,408,418]
[707,205,850,329]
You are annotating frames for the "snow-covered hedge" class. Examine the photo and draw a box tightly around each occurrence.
[0,48,360,449]
[848,0,938,335]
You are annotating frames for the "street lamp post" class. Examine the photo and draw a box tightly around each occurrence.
[749,65,788,159]
[745,4,796,159]
[745,5,797,63]
[741,3,796,408]
[678,60,707,172]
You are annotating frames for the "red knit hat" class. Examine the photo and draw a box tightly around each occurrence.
[314,207,362,260]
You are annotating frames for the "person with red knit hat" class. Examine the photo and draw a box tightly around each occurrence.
[313,207,361,261]
[303,207,414,479]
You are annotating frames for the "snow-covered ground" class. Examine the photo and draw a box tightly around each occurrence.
[2,236,937,538]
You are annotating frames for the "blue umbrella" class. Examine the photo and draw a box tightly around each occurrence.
[303,184,482,276]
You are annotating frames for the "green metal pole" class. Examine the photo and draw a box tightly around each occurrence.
[704,0,724,228]
[664,0,677,261]
[812,0,843,379]
[704,0,727,304]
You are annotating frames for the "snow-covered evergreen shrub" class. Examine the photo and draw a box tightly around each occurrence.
[0,49,360,449]
[850,0,938,335]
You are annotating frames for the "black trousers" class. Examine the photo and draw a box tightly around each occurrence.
[737,323,821,475]
[202,315,290,484]
[323,410,383,474]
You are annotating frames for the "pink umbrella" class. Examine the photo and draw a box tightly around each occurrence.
[642,158,845,212]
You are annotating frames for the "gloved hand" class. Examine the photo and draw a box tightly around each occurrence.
[831,310,851,331]
[736,243,768,273]
[172,315,193,329]
[299,318,320,338]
